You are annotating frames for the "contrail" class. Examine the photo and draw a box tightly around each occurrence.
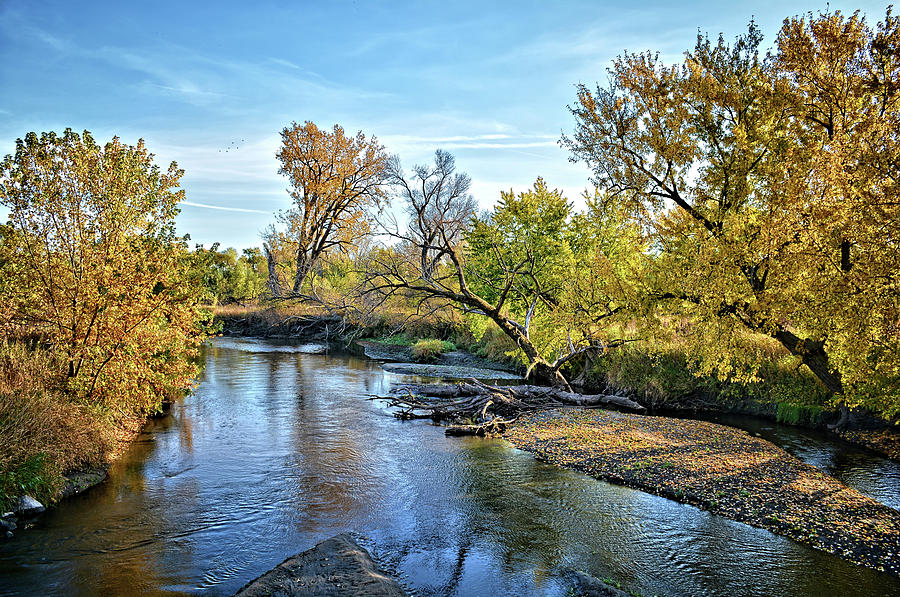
[181,201,270,214]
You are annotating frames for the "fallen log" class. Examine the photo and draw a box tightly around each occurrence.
[393,381,645,412]
[384,379,644,436]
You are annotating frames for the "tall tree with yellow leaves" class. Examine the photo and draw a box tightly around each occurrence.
[564,8,900,422]
[273,121,389,295]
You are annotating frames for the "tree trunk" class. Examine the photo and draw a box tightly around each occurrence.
[772,329,843,395]
[830,403,851,431]
[570,349,596,389]
[488,313,571,390]
[773,328,851,430]
[293,250,312,294]
[263,243,282,298]
[528,359,572,390]
[387,380,645,435]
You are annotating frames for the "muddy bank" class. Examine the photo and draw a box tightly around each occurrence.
[217,311,349,341]
[234,534,407,597]
[504,409,900,577]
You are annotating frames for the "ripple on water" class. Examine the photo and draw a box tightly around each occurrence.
[0,338,898,597]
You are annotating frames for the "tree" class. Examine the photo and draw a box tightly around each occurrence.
[368,153,627,388]
[192,244,267,304]
[273,121,389,295]
[563,9,900,421]
[0,129,209,413]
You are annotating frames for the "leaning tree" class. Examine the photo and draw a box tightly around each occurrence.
[367,151,629,389]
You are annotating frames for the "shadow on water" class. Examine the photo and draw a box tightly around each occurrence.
[1,337,898,596]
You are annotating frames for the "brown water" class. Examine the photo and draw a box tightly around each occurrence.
[1,337,898,596]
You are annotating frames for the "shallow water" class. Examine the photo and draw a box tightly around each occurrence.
[1,337,898,596]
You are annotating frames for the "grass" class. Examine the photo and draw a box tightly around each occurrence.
[0,341,128,512]
[411,338,455,362]
[363,334,457,362]
[586,342,835,424]
[775,401,827,426]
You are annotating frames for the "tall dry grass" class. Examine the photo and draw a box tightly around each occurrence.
[0,341,114,510]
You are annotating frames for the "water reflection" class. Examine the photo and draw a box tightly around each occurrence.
[1,338,898,596]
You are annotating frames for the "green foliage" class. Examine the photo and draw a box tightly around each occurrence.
[411,339,451,362]
[597,346,717,405]
[376,334,415,346]
[590,339,834,420]
[193,243,267,304]
[465,178,575,322]
[775,402,826,427]
[463,179,638,373]
[0,453,57,512]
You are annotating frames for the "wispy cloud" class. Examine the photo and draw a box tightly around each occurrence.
[438,141,556,150]
[384,133,555,144]
[181,201,270,214]
[381,131,558,156]
[267,57,302,70]
[9,22,393,113]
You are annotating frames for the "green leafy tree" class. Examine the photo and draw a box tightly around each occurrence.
[193,244,267,303]
[369,157,630,388]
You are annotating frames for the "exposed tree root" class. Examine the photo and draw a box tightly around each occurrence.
[378,379,645,436]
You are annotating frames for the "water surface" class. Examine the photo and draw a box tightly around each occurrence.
[1,337,898,596]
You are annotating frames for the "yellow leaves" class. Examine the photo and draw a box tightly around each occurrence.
[564,9,900,416]
[0,129,209,413]
[274,121,389,293]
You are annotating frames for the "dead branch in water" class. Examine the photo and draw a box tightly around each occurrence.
[380,378,645,436]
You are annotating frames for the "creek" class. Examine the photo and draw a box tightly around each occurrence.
[1,337,898,596]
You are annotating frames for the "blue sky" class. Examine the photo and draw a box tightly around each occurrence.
[0,0,891,250]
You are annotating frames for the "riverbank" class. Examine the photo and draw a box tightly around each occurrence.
[840,429,900,460]
[0,407,145,536]
[504,409,900,577]
[0,341,142,516]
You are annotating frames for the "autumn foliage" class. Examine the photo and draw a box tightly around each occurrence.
[0,129,209,413]
[564,8,900,419]
[269,121,389,295]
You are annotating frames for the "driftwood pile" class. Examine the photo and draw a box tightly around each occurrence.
[376,379,645,436]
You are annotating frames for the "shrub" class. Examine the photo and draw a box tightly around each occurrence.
[0,342,114,511]
[412,339,448,362]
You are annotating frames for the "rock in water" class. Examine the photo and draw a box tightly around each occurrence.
[234,534,406,596]
[566,570,631,596]
[16,495,45,517]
